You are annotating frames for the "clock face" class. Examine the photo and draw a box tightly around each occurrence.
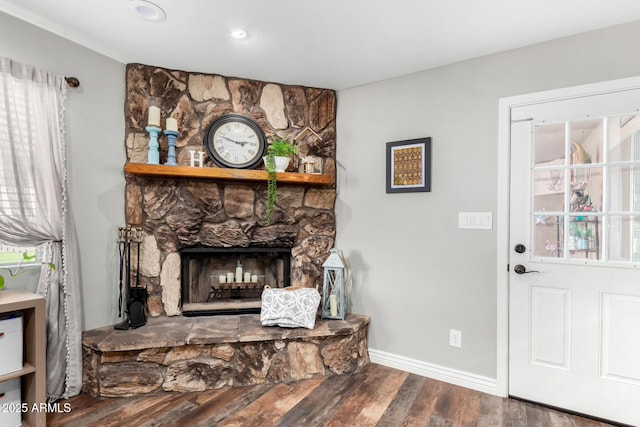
[204,114,266,169]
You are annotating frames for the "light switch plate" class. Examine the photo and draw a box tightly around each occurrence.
[458,212,493,230]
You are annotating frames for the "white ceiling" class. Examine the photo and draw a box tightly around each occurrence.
[2,0,640,90]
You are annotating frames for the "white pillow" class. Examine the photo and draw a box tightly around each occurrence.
[260,287,321,329]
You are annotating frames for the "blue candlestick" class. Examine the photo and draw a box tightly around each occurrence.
[146,126,161,165]
[163,130,179,166]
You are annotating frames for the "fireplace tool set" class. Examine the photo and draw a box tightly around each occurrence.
[115,225,147,330]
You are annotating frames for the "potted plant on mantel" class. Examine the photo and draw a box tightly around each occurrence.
[264,138,298,225]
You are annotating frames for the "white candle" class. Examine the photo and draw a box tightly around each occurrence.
[227,272,234,283]
[235,265,243,283]
[251,274,258,283]
[244,272,251,283]
[219,275,226,284]
[329,295,338,317]
[148,105,160,127]
[166,117,178,132]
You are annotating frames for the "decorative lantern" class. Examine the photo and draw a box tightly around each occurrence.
[322,248,347,320]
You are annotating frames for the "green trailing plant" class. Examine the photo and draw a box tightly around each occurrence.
[265,155,277,225]
[0,252,55,290]
[264,138,298,225]
[266,138,298,158]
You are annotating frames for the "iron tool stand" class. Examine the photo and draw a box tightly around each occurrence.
[115,225,147,330]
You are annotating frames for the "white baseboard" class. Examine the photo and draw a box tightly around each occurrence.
[368,348,497,396]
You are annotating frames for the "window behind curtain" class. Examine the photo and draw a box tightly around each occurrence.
[0,64,39,264]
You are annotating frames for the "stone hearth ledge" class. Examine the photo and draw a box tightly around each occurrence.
[82,314,370,397]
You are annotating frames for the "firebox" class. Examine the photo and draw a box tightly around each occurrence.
[180,247,291,316]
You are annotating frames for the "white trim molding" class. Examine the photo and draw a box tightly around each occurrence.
[368,348,497,396]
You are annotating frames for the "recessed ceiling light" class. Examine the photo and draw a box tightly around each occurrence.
[230,29,248,40]
[128,0,166,22]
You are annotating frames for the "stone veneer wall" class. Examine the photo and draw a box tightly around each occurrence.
[123,64,337,317]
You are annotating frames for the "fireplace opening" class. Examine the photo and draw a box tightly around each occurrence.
[180,247,291,316]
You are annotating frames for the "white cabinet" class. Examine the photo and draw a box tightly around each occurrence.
[0,290,45,427]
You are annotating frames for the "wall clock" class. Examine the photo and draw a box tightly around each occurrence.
[204,114,266,169]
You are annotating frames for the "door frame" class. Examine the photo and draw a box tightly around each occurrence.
[496,75,640,397]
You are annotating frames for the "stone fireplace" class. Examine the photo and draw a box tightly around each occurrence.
[123,64,337,317]
[81,65,371,399]
[180,247,291,316]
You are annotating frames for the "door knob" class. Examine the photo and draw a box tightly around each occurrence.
[513,264,539,274]
[514,244,526,254]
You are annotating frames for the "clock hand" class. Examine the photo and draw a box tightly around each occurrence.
[221,136,246,147]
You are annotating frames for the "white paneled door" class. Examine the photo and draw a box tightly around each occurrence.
[508,85,640,426]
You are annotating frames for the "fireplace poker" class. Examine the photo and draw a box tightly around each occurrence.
[117,227,126,318]
[126,225,132,300]
[135,227,142,287]
[115,226,132,330]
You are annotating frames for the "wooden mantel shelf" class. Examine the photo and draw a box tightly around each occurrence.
[124,163,334,186]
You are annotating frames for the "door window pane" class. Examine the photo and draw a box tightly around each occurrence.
[533,215,562,258]
[570,167,602,213]
[534,123,566,167]
[608,166,640,212]
[608,115,640,163]
[607,216,640,263]
[568,216,600,260]
[570,119,602,165]
[534,170,564,212]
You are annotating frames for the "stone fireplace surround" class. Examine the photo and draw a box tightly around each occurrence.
[123,63,338,318]
[80,65,371,397]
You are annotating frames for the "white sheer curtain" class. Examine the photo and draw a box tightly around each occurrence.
[0,57,82,399]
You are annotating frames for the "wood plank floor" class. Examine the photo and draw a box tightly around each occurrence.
[48,363,616,427]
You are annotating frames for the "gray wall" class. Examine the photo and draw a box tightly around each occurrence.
[336,20,640,379]
[0,12,125,330]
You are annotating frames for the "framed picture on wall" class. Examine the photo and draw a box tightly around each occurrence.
[386,137,431,193]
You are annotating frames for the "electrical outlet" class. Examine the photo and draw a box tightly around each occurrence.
[449,329,462,348]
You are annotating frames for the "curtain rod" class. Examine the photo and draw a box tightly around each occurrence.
[65,76,80,88]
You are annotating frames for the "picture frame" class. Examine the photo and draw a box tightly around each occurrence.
[386,137,431,193]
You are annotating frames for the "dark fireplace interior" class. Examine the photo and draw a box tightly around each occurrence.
[180,247,291,316]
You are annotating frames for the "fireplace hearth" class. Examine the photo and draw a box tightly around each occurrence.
[180,247,291,316]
